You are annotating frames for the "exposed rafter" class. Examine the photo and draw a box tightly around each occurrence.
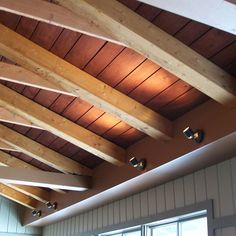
[0,24,173,140]
[3,184,49,203]
[56,0,236,108]
[0,62,74,96]
[0,84,126,166]
[0,0,121,44]
[0,166,91,191]
[0,140,18,151]
[0,183,37,209]
[0,150,65,195]
[0,124,93,175]
[0,106,41,129]
[0,154,50,203]
[0,150,39,170]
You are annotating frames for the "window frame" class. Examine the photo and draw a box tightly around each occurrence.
[148,213,208,236]
[96,200,213,236]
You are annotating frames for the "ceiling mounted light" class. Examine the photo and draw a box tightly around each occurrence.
[129,157,146,171]
[183,127,204,143]
[32,210,41,217]
[46,201,57,210]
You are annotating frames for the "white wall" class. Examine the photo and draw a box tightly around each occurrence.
[43,157,236,236]
[0,196,41,236]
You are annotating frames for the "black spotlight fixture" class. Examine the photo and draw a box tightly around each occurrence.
[46,201,57,210]
[129,157,146,171]
[183,127,204,143]
[32,210,41,217]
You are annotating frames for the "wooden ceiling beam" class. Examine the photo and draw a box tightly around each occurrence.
[0,150,65,195]
[0,0,121,45]
[0,24,173,140]
[0,62,74,96]
[0,151,39,170]
[0,140,18,151]
[0,166,91,191]
[0,183,37,209]
[3,184,49,203]
[0,106,41,129]
[0,155,50,202]
[57,0,236,108]
[0,124,93,175]
[0,150,39,170]
[0,84,126,166]
[0,2,234,109]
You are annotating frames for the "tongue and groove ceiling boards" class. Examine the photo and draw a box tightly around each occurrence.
[0,0,235,226]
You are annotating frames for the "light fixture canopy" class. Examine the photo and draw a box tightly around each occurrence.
[183,127,204,143]
[32,209,41,217]
[46,201,57,210]
[129,157,146,170]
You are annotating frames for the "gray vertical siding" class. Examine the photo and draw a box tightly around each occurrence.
[0,196,41,236]
[43,157,236,236]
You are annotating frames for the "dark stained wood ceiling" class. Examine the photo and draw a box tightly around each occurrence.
[0,0,235,172]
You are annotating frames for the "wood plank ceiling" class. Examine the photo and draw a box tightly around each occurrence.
[0,0,235,176]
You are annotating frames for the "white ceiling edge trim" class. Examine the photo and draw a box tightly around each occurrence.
[138,0,236,35]
[28,132,236,227]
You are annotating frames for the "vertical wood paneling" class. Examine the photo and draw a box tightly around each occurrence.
[108,203,114,226]
[102,205,108,227]
[205,165,221,217]
[7,202,18,233]
[184,174,196,206]
[43,157,236,236]
[70,216,76,236]
[59,220,63,236]
[67,218,72,236]
[119,199,126,222]
[0,198,10,232]
[62,219,67,236]
[42,227,47,236]
[97,207,103,229]
[74,215,79,234]
[0,196,41,236]
[230,158,236,214]
[92,208,98,230]
[140,191,148,217]
[79,214,84,234]
[174,178,185,208]
[51,224,55,236]
[45,225,50,236]
[133,194,141,219]
[126,196,133,221]
[147,188,157,216]
[51,224,56,236]
[217,161,234,216]
[113,201,120,224]
[83,212,88,233]
[194,170,207,202]
[87,210,93,231]
[156,185,166,213]
[165,182,175,211]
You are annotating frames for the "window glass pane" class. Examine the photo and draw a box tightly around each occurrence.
[180,217,207,236]
[124,231,141,236]
[152,223,177,236]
